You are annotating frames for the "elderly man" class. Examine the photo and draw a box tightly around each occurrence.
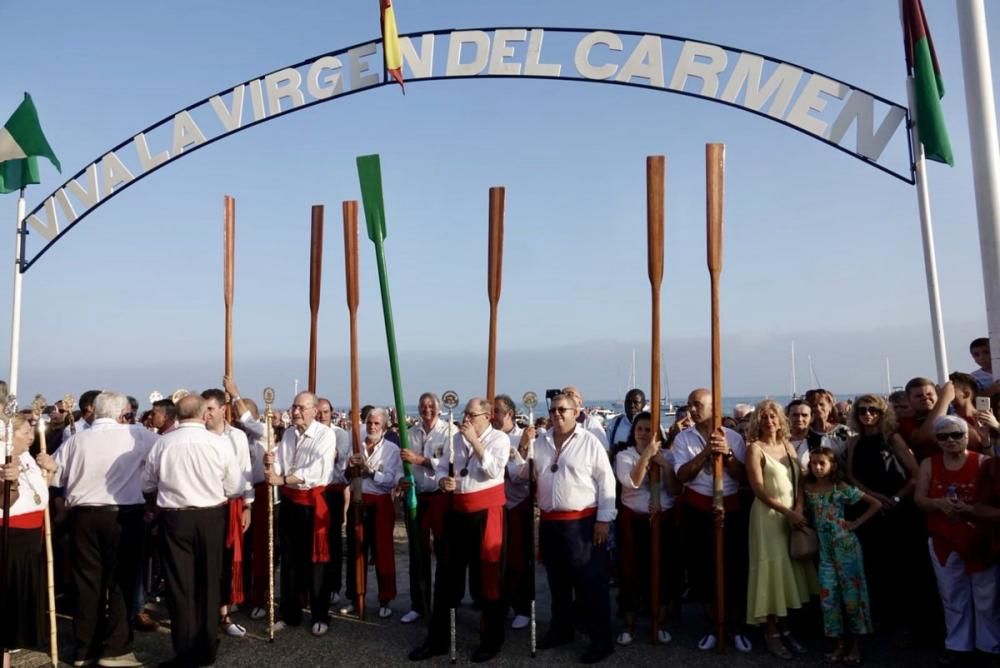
[410,398,509,663]
[264,391,337,636]
[605,388,647,453]
[673,388,751,653]
[399,392,451,625]
[42,391,157,668]
[561,386,610,451]
[143,395,243,668]
[342,407,401,618]
[202,388,254,637]
[529,392,616,664]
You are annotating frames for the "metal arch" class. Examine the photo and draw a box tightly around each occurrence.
[20,26,915,273]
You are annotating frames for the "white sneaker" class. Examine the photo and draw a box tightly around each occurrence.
[270,620,286,633]
[378,606,393,619]
[250,607,267,621]
[616,631,634,646]
[657,629,673,644]
[400,610,421,624]
[330,592,341,605]
[223,622,247,638]
[698,633,717,651]
[311,622,329,637]
[511,615,530,630]
[338,603,355,615]
[97,654,142,668]
[732,633,753,653]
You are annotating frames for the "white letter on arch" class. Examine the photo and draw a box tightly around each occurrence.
[171,111,208,155]
[574,31,623,80]
[720,53,802,118]
[669,41,728,97]
[446,31,490,76]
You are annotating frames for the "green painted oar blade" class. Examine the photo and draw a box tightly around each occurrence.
[356,154,387,243]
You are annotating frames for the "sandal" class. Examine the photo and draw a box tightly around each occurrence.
[782,631,807,655]
[766,633,793,660]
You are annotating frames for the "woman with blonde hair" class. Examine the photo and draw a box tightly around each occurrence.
[745,400,818,659]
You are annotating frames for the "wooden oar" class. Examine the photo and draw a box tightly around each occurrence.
[486,187,505,406]
[646,156,665,643]
[706,142,726,653]
[309,205,324,394]
[224,196,235,421]
[342,200,366,621]
[31,397,57,667]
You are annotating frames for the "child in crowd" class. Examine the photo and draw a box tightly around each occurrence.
[970,337,997,394]
[804,448,882,665]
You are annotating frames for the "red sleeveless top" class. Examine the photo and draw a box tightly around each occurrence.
[927,452,986,573]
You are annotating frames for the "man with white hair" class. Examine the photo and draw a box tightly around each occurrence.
[263,391,338,636]
[41,390,157,668]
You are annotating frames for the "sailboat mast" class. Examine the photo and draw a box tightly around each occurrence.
[885,357,892,395]
[791,340,798,398]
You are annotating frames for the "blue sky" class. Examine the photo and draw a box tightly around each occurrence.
[2,1,998,408]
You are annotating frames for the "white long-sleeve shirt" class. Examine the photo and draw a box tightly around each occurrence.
[615,446,675,513]
[238,411,269,485]
[54,418,158,507]
[503,426,529,509]
[2,452,49,518]
[143,422,243,509]
[408,418,452,494]
[435,426,508,494]
[581,414,611,451]
[329,424,352,486]
[273,420,336,489]
[218,424,254,503]
[359,436,402,495]
[530,425,617,522]
[671,426,746,497]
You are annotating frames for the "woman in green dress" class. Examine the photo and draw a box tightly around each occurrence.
[745,400,819,659]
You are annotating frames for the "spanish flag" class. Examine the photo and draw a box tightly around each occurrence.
[380,0,404,92]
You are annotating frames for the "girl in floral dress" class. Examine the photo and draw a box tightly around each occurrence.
[805,447,882,665]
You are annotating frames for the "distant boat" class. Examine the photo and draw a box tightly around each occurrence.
[661,368,677,417]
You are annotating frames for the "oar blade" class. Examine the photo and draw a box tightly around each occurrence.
[357,154,387,243]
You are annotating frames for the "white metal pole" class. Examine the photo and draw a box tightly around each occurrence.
[8,192,24,397]
[956,0,1000,385]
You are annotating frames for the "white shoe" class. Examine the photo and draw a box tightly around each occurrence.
[698,633,717,651]
[330,592,341,605]
[311,622,329,637]
[270,620,286,633]
[732,633,753,653]
[338,603,355,615]
[97,654,142,668]
[616,631,634,646]
[511,615,530,630]
[223,622,247,638]
[400,610,421,624]
[378,606,393,619]
[657,629,673,644]
[250,607,267,621]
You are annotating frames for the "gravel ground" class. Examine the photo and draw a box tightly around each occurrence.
[13,522,948,667]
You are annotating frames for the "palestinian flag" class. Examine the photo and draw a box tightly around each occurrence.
[902,0,954,165]
[380,0,405,92]
[0,93,61,173]
[0,156,40,195]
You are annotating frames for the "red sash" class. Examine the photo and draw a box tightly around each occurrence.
[679,487,741,513]
[250,483,270,589]
[281,486,330,563]
[540,507,597,522]
[452,485,505,600]
[225,498,245,604]
[0,509,44,529]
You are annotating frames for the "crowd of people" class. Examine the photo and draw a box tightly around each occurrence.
[1,337,1000,667]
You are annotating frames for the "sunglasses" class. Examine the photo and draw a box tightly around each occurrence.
[935,431,966,442]
[855,406,883,416]
[549,407,574,415]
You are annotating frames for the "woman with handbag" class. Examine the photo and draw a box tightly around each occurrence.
[745,400,818,659]
[804,447,881,665]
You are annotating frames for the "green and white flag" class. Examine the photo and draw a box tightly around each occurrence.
[0,93,60,173]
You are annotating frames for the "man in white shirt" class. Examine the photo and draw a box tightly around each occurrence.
[343,407,401,619]
[494,394,532,631]
[263,391,338,636]
[143,394,243,668]
[62,389,100,440]
[43,391,156,668]
[562,386,611,451]
[409,398,509,663]
[529,392,616,664]
[399,392,451,624]
[202,388,254,637]
[672,388,751,653]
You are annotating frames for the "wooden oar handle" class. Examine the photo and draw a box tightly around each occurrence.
[310,205,324,314]
[343,202,359,312]
[647,156,665,288]
[487,187,505,304]
[223,196,235,380]
[706,144,724,275]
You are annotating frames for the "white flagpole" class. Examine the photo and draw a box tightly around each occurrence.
[900,0,950,384]
[8,190,24,396]
[956,0,1000,386]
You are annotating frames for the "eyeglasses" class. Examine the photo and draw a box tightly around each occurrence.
[935,431,966,442]
[463,411,487,419]
[549,407,574,415]
[291,404,315,412]
[855,406,883,416]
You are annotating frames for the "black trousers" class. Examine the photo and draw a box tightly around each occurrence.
[682,504,749,630]
[70,505,143,661]
[323,486,346,598]
[540,515,612,652]
[159,506,225,668]
[426,508,505,652]
[279,500,330,625]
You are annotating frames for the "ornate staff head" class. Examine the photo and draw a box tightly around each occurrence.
[522,391,538,420]
[149,390,163,404]
[171,389,190,404]
[31,394,47,417]
[442,391,459,412]
[263,387,275,410]
[3,394,16,457]
[63,394,75,414]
